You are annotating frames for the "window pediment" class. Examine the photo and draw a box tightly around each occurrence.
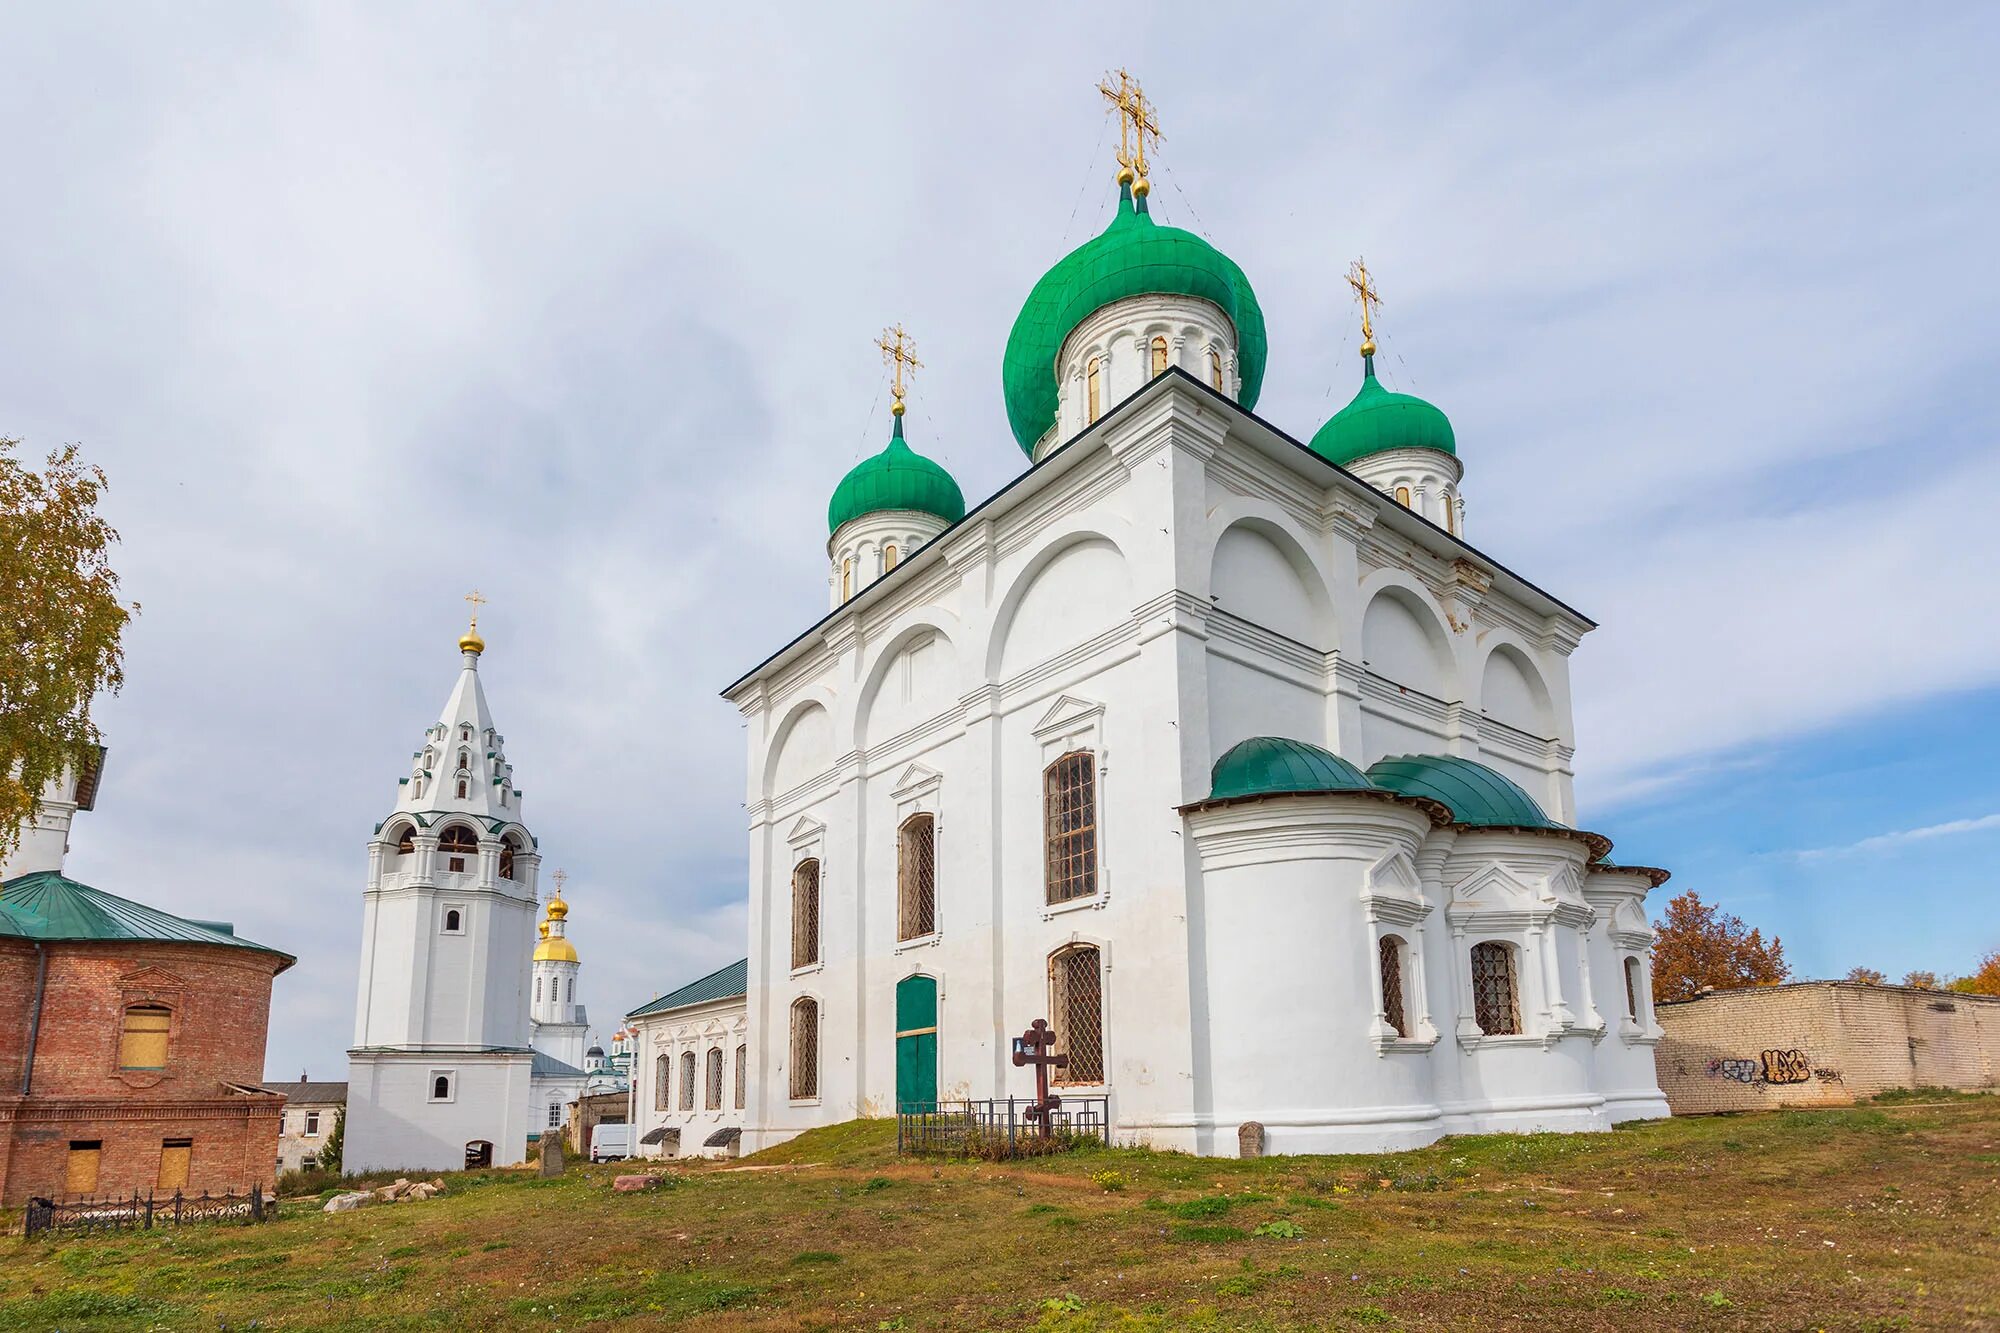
[891,762,942,803]
[1032,693,1105,741]
[786,814,826,848]
[117,965,188,992]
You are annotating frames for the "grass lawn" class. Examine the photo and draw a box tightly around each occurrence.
[3,1096,1997,1331]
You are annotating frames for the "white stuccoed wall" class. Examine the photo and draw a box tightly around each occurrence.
[629,997,750,1158]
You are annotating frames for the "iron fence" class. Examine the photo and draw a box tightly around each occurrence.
[23,1186,274,1240]
[897,1096,1113,1159]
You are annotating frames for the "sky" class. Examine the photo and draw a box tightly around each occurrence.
[1,4,1995,1080]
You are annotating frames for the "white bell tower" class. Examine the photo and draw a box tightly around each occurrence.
[345,599,539,1171]
[529,873,587,1071]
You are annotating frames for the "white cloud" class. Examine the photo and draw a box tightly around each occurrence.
[1795,812,2000,862]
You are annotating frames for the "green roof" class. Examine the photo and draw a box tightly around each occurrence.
[827,414,967,535]
[0,871,294,970]
[1209,737,1375,802]
[1309,354,1455,466]
[1002,184,1265,454]
[627,958,747,1019]
[1364,755,1554,830]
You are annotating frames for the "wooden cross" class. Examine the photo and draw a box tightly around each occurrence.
[1011,1018,1068,1136]
[463,588,487,631]
[1097,69,1162,188]
[1346,257,1383,356]
[876,323,922,416]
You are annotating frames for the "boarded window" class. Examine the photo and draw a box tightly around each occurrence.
[157,1138,193,1191]
[66,1141,102,1196]
[119,1005,171,1070]
[791,859,821,969]
[1086,356,1103,423]
[1394,485,1412,508]
[680,1051,696,1110]
[654,1054,670,1110]
[705,1047,724,1110]
[1208,348,1223,390]
[1624,956,1642,1019]
[734,1043,747,1110]
[841,559,853,600]
[1049,945,1105,1085]
[1470,942,1521,1036]
[1150,335,1169,376]
[1379,936,1409,1038]
[1044,751,1098,905]
[898,813,937,940]
[884,544,898,572]
[790,997,819,1100]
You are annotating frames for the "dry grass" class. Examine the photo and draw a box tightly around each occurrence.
[2,1096,1997,1331]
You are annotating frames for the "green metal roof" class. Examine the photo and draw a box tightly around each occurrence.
[1002,184,1265,454]
[1309,354,1456,466]
[627,958,748,1019]
[0,871,294,970]
[827,414,966,534]
[1209,737,1375,802]
[1364,755,1554,831]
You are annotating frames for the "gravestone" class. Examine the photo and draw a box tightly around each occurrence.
[1237,1121,1265,1159]
[540,1136,566,1177]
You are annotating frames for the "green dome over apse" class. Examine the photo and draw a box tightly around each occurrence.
[1002,184,1266,455]
[1209,736,1375,802]
[827,414,967,535]
[1364,754,1554,830]
[1309,354,1456,467]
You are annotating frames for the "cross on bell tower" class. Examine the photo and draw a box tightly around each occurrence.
[1098,68,1163,196]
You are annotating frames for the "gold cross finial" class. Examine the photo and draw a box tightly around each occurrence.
[464,588,487,629]
[552,868,567,894]
[1098,69,1162,196]
[1346,258,1384,358]
[459,589,488,654]
[876,323,922,417]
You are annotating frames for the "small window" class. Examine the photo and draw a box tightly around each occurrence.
[1043,751,1098,905]
[735,1043,747,1110]
[1379,935,1409,1038]
[548,1103,562,1128]
[566,978,574,1003]
[457,749,471,772]
[536,976,543,1003]
[1208,348,1223,390]
[1394,486,1412,508]
[1150,334,1169,377]
[1470,942,1521,1036]
[1049,945,1105,1084]
[898,812,937,941]
[431,1073,454,1102]
[65,1141,102,1196]
[680,1051,696,1110]
[119,1005,171,1071]
[1441,495,1456,534]
[157,1138,192,1192]
[791,859,822,970]
[1624,956,1642,1020]
[301,1155,319,1170]
[304,1111,320,1136]
[444,908,463,933]
[654,1053,670,1110]
[460,725,472,742]
[790,997,819,1100]
[705,1047,724,1110]
[841,558,853,601]
[1086,356,1103,423]
[883,543,898,573]
[456,779,468,799]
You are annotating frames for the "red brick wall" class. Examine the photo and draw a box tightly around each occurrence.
[0,939,287,1204]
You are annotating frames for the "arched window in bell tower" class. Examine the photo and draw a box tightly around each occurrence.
[1208,348,1224,390]
[1150,335,1168,377]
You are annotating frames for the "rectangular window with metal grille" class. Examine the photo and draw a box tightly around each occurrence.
[790,999,819,1100]
[734,1043,747,1110]
[898,813,937,940]
[705,1048,723,1110]
[1379,935,1409,1038]
[680,1051,696,1110]
[1049,946,1105,1084]
[791,859,821,969]
[654,1054,669,1110]
[1470,941,1522,1036]
[1043,751,1098,905]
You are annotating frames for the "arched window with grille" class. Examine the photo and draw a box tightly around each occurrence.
[1379,935,1410,1038]
[1150,335,1169,377]
[1043,750,1098,905]
[1049,945,1104,1084]
[119,1005,171,1070]
[1624,956,1642,1020]
[1470,941,1522,1036]
[789,997,819,1100]
[679,1051,696,1110]
[791,859,822,969]
[898,813,937,941]
[654,1053,669,1110]
[1086,356,1103,423]
[705,1047,724,1109]
[734,1043,747,1109]
[1208,348,1224,390]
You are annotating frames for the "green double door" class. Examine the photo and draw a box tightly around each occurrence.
[895,974,938,1112]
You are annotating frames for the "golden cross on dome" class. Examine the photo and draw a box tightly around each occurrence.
[551,867,567,894]
[463,588,487,630]
[1098,69,1162,193]
[1346,258,1384,357]
[876,323,922,416]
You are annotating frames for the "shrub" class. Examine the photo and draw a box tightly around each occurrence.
[1089,1168,1128,1193]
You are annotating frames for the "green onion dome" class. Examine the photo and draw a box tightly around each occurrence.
[1364,754,1553,830]
[826,413,967,535]
[1209,736,1375,802]
[1002,183,1266,455]
[1309,354,1456,466]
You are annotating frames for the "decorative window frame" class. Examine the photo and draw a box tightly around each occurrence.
[1445,860,1599,1051]
[786,816,827,978]
[441,902,468,935]
[428,1068,458,1104]
[786,991,823,1107]
[1045,934,1113,1090]
[111,968,185,1089]
[1608,901,1662,1045]
[1033,696,1109,919]
[1361,851,1438,1053]
[892,764,944,951]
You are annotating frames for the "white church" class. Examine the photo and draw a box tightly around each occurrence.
[344,614,611,1171]
[703,78,1672,1157]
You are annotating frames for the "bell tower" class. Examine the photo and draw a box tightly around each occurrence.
[529,872,588,1070]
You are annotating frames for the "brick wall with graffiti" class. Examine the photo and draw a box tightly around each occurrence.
[1654,981,2000,1114]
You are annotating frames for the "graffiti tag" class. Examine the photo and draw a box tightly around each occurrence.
[1708,1058,1760,1084]
[1760,1049,1812,1084]
[1705,1050,1823,1086]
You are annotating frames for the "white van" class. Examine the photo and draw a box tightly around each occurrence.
[589,1123,632,1162]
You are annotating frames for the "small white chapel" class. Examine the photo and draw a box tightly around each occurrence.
[718,74,1673,1157]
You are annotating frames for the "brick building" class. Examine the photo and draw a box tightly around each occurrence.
[1654,980,2000,1114]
